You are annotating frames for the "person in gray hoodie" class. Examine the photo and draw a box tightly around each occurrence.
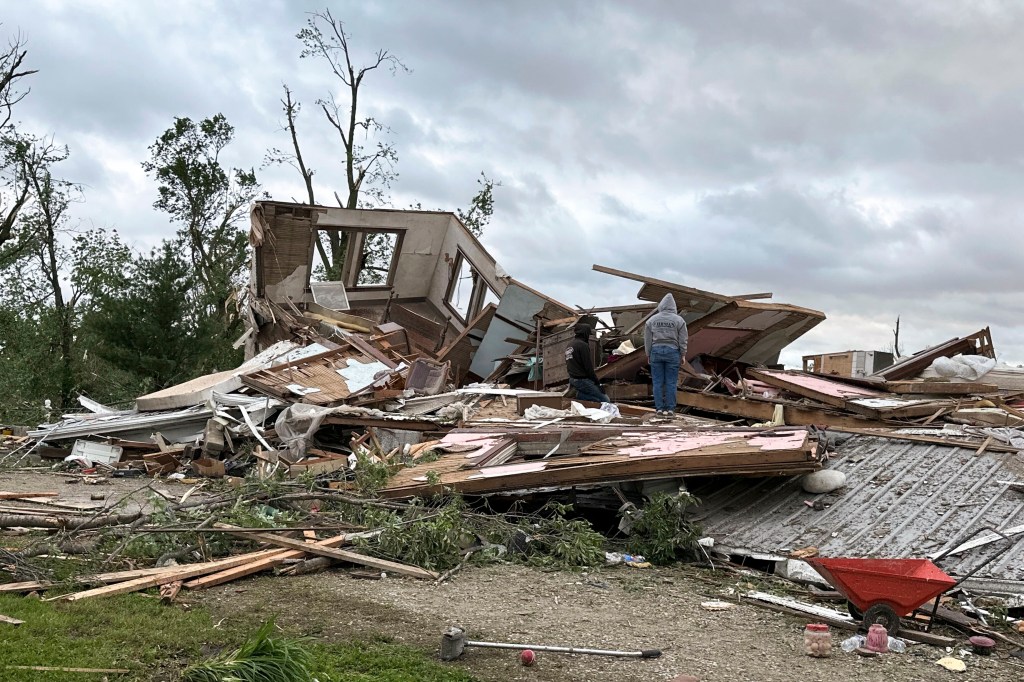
[644,293,688,417]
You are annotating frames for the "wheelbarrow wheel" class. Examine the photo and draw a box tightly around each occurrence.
[862,603,900,636]
[847,601,863,620]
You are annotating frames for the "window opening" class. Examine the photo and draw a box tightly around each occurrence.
[446,254,476,321]
[356,232,398,286]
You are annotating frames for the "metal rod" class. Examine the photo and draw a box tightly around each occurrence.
[465,640,659,658]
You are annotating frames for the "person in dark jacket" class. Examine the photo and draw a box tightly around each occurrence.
[644,293,688,417]
[565,322,610,403]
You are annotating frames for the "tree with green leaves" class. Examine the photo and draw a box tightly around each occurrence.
[85,242,221,391]
[457,173,500,238]
[141,114,260,344]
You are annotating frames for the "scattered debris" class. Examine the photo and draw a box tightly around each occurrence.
[1,202,1022,678]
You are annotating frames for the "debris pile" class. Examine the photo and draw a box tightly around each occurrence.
[1,200,1022,665]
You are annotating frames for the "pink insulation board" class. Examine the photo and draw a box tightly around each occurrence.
[625,429,808,458]
[756,370,882,399]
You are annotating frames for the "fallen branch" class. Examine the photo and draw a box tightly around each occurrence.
[215,523,437,580]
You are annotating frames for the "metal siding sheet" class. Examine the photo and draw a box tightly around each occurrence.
[691,435,1024,582]
[470,283,568,378]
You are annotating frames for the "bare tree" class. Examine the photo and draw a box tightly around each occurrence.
[0,30,36,130]
[0,29,38,255]
[265,84,334,269]
[889,316,904,359]
[299,8,408,209]
[266,85,315,205]
[291,8,409,278]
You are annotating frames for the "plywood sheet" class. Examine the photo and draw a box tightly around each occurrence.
[470,282,573,378]
[748,369,883,409]
[241,347,389,406]
[383,427,817,498]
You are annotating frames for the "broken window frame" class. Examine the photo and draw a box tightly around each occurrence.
[444,248,497,324]
[319,227,406,291]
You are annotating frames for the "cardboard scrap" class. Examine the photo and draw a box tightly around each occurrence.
[935,657,967,672]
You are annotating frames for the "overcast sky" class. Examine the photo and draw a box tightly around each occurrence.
[6,0,1024,366]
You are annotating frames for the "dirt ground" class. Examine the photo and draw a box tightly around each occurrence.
[197,563,1024,682]
[0,467,217,514]
[2,466,1021,681]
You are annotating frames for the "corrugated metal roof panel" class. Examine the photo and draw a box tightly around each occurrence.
[691,435,1024,582]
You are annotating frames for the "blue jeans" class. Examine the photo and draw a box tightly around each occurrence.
[570,377,610,403]
[649,345,681,412]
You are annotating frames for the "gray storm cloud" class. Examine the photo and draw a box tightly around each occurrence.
[4,0,1022,363]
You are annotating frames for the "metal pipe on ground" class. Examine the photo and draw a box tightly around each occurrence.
[440,626,662,661]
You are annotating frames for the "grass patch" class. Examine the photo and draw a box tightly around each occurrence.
[316,641,478,682]
[0,594,234,681]
[0,594,477,681]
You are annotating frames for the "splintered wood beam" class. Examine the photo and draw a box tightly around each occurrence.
[184,530,380,589]
[886,381,998,395]
[52,550,283,601]
[215,524,437,580]
[0,492,58,500]
[674,390,889,429]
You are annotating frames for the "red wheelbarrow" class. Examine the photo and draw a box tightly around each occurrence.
[806,527,1014,635]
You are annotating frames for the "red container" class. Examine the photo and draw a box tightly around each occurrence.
[805,557,956,616]
[865,624,889,653]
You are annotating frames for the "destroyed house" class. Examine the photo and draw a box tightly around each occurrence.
[247,201,574,382]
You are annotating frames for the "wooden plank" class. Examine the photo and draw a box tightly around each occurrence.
[996,398,1024,422]
[834,427,1020,453]
[846,398,956,420]
[215,524,437,580]
[0,562,226,594]
[674,390,890,429]
[921,406,950,425]
[747,369,884,409]
[54,550,282,601]
[874,329,993,381]
[0,581,47,593]
[742,594,956,647]
[886,381,998,395]
[974,436,995,457]
[0,491,58,500]
[0,614,24,625]
[184,531,372,589]
[183,550,294,589]
[382,432,818,498]
[592,264,735,305]
[604,383,651,401]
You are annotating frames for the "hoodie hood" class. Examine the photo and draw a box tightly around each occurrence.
[657,293,677,314]
[574,323,592,340]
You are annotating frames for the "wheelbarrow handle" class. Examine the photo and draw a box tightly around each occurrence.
[932,525,1016,587]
